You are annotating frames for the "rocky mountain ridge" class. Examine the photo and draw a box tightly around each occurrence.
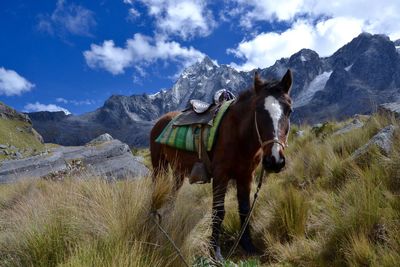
[28,33,400,147]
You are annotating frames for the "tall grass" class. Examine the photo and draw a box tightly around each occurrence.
[0,176,212,267]
[0,113,399,266]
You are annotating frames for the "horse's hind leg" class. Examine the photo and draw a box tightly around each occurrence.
[211,177,229,261]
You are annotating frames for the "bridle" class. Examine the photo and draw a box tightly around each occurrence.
[254,111,286,154]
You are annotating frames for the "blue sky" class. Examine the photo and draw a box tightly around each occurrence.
[1,0,399,115]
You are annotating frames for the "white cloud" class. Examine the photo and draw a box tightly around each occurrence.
[84,33,205,75]
[56,97,94,105]
[229,0,400,38]
[24,102,71,115]
[38,0,96,37]
[128,8,140,20]
[134,0,215,39]
[0,67,35,96]
[227,0,400,70]
[56,97,68,103]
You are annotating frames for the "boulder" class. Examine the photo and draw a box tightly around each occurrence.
[333,117,364,135]
[350,125,397,159]
[87,133,114,145]
[0,139,149,183]
[378,102,400,118]
[0,151,67,183]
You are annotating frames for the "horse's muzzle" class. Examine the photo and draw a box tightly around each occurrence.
[262,155,285,173]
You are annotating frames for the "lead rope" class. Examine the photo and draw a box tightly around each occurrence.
[226,166,265,260]
[150,211,190,267]
[226,111,285,260]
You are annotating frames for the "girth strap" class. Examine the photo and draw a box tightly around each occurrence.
[197,125,213,174]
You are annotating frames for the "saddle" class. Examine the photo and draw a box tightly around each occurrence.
[173,101,220,127]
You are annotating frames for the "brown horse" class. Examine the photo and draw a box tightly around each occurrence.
[150,70,293,260]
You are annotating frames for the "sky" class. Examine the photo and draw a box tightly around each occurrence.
[1,0,400,115]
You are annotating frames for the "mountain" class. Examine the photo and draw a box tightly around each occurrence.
[0,102,45,161]
[28,33,400,147]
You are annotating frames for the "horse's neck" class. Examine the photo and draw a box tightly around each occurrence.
[230,98,261,158]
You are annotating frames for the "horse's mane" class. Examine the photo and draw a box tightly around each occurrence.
[237,79,280,102]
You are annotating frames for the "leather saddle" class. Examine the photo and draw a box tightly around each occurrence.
[173,100,219,127]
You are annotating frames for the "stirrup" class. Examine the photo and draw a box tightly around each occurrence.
[189,162,211,184]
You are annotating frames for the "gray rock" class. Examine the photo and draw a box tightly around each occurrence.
[87,133,114,145]
[351,125,397,159]
[13,151,23,159]
[0,144,7,149]
[0,139,149,183]
[333,118,364,135]
[378,102,400,118]
[295,130,305,137]
[0,151,67,183]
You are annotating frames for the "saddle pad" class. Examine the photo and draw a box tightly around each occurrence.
[156,100,233,152]
[173,103,219,126]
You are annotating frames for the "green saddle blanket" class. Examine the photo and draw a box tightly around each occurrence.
[155,100,233,152]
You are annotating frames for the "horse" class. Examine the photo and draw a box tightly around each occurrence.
[150,69,293,260]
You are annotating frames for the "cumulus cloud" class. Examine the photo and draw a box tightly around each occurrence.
[228,0,400,37]
[84,33,205,75]
[37,0,96,37]
[0,67,35,96]
[133,0,215,39]
[227,0,400,70]
[229,17,364,70]
[24,102,71,115]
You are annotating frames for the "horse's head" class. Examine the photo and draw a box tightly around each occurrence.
[253,70,293,173]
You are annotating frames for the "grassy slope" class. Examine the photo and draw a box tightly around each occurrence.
[0,113,399,267]
[0,118,45,161]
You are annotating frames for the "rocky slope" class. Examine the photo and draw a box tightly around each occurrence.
[0,104,148,181]
[29,33,400,147]
[0,133,149,183]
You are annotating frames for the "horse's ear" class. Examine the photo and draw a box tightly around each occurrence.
[254,71,263,94]
[280,69,293,94]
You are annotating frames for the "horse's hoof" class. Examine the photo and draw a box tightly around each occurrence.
[212,246,224,262]
[240,240,259,255]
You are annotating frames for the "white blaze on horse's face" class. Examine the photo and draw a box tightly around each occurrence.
[264,96,284,163]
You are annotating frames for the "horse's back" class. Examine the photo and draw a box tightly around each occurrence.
[150,111,199,180]
[150,111,180,143]
[150,111,180,173]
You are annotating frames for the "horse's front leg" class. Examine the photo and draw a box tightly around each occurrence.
[211,177,228,261]
[236,177,258,254]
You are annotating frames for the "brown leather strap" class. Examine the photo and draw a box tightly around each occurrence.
[197,125,213,174]
[254,111,286,153]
